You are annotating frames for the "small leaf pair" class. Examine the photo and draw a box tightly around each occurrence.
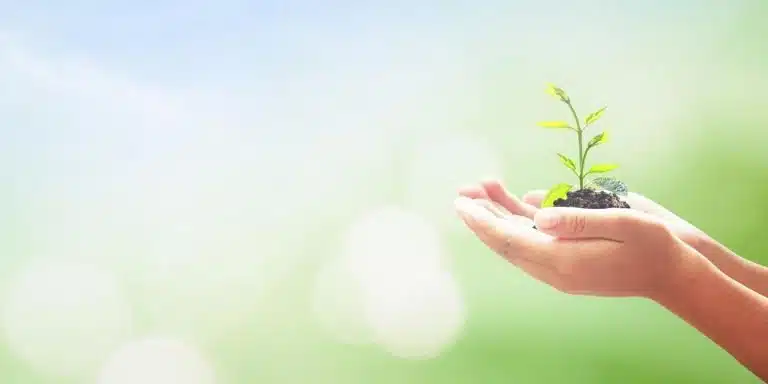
[556,152,616,175]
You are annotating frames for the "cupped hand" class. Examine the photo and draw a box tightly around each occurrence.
[458,180,708,251]
[454,195,696,299]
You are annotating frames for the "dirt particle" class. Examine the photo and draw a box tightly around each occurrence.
[553,188,630,209]
[532,189,629,229]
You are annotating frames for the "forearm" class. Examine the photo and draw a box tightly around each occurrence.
[654,251,768,381]
[694,235,768,298]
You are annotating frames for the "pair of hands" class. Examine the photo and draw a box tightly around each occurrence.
[455,181,708,301]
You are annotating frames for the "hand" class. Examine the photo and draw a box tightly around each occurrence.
[460,180,768,300]
[458,180,709,252]
[521,189,710,251]
[454,195,699,299]
[457,182,768,381]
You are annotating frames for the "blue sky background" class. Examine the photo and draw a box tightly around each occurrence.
[1,0,734,88]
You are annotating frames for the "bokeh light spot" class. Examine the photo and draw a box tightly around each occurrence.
[313,206,466,359]
[366,270,466,360]
[138,224,275,345]
[97,337,216,384]
[1,261,133,378]
[340,205,448,281]
[311,259,373,346]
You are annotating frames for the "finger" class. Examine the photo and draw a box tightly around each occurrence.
[481,180,538,218]
[474,198,511,218]
[456,197,628,294]
[473,198,537,231]
[533,207,656,241]
[468,215,565,289]
[458,194,533,226]
[624,192,684,222]
[505,255,565,292]
[549,236,624,274]
[461,214,560,279]
[456,197,617,293]
[519,236,621,295]
[454,196,554,264]
[457,185,489,200]
[522,190,547,208]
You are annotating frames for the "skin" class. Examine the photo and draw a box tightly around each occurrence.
[456,180,768,381]
[458,180,768,297]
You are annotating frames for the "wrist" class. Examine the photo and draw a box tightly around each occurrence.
[648,246,768,382]
[648,243,719,306]
[675,224,714,257]
[689,232,750,276]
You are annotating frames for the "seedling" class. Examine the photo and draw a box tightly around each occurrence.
[537,84,630,209]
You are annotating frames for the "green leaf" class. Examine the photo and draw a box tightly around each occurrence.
[586,176,629,196]
[541,183,573,208]
[536,121,571,129]
[587,131,609,148]
[584,106,607,126]
[587,163,619,174]
[545,83,570,102]
[557,153,577,174]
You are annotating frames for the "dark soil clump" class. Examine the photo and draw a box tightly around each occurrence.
[533,189,629,230]
[553,188,630,209]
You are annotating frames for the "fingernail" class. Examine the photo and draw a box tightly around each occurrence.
[535,209,561,229]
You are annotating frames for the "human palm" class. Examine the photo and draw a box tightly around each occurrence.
[458,180,708,250]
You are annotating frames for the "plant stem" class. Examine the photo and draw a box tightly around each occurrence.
[566,101,585,190]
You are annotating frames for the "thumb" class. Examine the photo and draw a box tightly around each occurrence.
[534,207,651,240]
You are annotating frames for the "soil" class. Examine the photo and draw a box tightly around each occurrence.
[553,188,631,209]
[533,188,630,229]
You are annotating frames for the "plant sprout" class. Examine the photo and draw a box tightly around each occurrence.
[537,83,628,207]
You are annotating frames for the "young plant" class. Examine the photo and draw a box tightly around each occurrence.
[537,83,629,208]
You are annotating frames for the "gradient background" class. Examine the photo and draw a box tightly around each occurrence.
[2,1,767,383]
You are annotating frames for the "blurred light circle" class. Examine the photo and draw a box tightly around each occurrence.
[1,261,133,378]
[97,337,216,384]
[310,260,373,345]
[313,206,466,359]
[365,270,466,360]
[138,225,272,344]
[339,205,448,280]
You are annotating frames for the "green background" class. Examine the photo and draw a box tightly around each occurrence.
[1,1,767,383]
